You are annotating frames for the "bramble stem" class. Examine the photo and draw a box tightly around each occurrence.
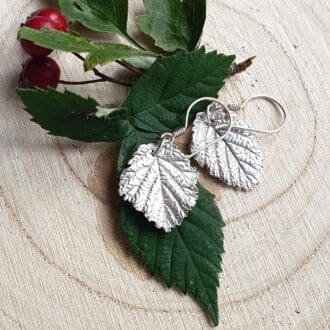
[125,34,146,51]
[59,79,105,85]
[115,60,143,75]
[72,53,133,87]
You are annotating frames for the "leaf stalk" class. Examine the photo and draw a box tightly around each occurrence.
[72,53,133,87]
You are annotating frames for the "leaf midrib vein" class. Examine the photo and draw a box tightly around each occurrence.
[129,71,226,120]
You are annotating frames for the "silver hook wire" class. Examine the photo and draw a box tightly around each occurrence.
[183,97,234,159]
[154,98,233,158]
[175,95,287,137]
[152,132,175,156]
[228,95,287,134]
[155,95,286,158]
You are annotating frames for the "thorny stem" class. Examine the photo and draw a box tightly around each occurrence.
[72,52,133,87]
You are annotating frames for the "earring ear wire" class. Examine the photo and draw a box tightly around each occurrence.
[227,95,287,134]
[172,97,234,159]
[163,95,286,160]
[174,95,286,156]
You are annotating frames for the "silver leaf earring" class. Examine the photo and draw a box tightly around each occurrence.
[189,96,287,191]
[119,101,233,232]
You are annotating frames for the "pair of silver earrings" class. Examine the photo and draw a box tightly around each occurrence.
[119,95,286,232]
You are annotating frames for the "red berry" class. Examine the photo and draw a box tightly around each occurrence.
[20,16,59,56]
[19,57,61,90]
[31,8,68,32]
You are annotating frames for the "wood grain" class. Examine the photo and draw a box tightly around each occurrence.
[0,0,329,329]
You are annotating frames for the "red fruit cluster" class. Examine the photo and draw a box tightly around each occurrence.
[19,8,67,89]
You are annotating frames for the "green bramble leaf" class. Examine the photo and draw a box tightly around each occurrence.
[120,184,224,326]
[117,49,234,325]
[17,88,130,142]
[117,48,235,170]
[137,0,206,52]
[18,28,154,71]
[122,47,235,133]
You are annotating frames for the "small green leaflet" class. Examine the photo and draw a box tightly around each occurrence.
[17,89,129,142]
[137,0,206,52]
[84,44,154,71]
[59,0,143,49]
[120,184,225,326]
[59,0,128,35]
[19,27,95,52]
[18,28,155,71]
[122,47,235,133]
[124,56,156,70]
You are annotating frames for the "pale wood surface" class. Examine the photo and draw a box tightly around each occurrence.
[0,0,329,329]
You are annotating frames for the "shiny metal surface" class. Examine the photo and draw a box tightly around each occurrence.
[119,141,198,232]
[191,109,264,191]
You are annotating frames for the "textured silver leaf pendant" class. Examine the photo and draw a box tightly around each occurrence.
[191,108,264,191]
[119,141,198,232]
